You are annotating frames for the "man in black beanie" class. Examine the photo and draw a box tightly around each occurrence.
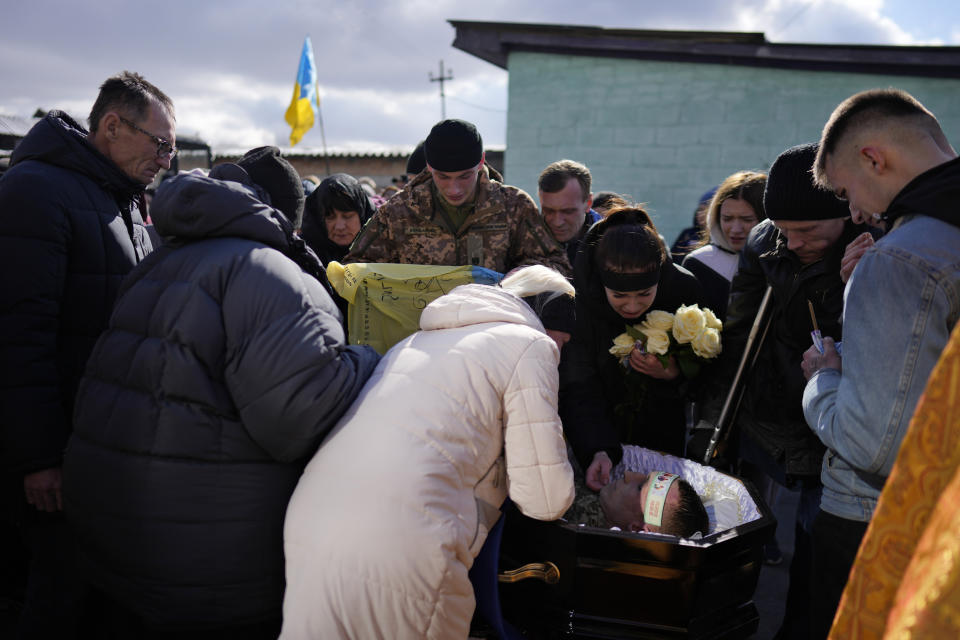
[692,142,878,640]
[346,118,570,275]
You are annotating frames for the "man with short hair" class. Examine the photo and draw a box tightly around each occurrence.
[534,160,602,350]
[802,88,960,639]
[346,119,570,275]
[537,159,602,267]
[565,468,708,538]
[695,142,876,640]
[0,70,173,635]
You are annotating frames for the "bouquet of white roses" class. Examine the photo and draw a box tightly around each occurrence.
[609,303,723,380]
[607,304,722,438]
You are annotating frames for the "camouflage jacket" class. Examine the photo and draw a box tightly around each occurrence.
[345,168,571,275]
[563,473,608,528]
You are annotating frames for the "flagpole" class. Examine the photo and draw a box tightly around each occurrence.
[317,97,331,176]
[307,33,330,176]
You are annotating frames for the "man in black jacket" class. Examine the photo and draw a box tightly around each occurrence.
[696,143,876,640]
[0,71,174,637]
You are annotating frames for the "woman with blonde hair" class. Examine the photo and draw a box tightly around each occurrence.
[682,171,766,319]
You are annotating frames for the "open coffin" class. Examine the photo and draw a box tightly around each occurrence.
[496,447,776,639]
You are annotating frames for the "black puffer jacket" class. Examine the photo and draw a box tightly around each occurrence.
[63,171,380,628]
[559,219,706,469]
[0,111,151,476]
[708,218,878,480]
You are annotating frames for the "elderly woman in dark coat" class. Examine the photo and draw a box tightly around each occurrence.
[299,173,376,266]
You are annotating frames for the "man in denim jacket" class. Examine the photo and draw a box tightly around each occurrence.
[802,88,960,639]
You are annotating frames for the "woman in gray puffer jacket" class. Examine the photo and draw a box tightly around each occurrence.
[62,147,380,638]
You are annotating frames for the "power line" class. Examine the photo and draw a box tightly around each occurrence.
[773,1,814,37]
[447,96,506,113]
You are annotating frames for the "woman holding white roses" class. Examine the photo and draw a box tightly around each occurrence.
[559,207,707,489]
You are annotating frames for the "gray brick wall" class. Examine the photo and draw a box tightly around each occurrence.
[504,51,960,244]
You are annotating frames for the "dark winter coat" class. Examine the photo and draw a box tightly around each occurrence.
[706,218,878,481]
[559,221,706,469]
[62,171,380,629]
[0,111,151,476]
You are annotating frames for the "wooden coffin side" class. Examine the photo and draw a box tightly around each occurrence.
[498,477,776,639]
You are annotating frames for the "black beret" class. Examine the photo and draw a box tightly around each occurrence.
[424,119,483,172]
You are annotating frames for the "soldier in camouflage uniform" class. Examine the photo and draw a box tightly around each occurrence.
[563,462,707,537]
[345,119,570,276]
[563,472,608,528]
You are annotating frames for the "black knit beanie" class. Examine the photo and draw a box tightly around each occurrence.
[424,120,483,172]
[237,146,305,228]
[406,140,426,175]
[764,143,849,221]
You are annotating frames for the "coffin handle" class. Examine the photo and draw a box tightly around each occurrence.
[498,561,560,584]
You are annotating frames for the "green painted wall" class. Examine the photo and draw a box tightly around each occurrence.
[504,51,960,244]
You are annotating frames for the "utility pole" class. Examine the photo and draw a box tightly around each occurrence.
[429,60,454,120]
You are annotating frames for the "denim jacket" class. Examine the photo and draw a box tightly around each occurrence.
[803,214,960,521]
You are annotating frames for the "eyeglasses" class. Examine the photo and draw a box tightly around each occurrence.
[117,115,178,159]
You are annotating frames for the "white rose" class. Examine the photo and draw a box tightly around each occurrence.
[640,327,671,355]
[672,304,706,344]
[691,327,722,359]
[703,307,722,331]
[609,332,637,358]
[642,310,675,332]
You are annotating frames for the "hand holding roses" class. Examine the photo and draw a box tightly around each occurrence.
[629,350,680,379]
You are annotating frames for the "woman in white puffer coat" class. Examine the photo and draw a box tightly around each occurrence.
[281,266,576,640]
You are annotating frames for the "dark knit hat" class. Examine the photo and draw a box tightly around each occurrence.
[237,146,305,227]
[424,120,483,172]
[540,294,576,334]
[764,143,849,221]
[406,140,426,175]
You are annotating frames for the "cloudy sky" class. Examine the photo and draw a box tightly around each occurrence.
[3,0,959,156]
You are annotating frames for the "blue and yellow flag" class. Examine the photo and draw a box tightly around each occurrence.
[284,36,321,147]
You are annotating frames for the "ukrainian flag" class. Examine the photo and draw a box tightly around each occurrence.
[285,36,320,147]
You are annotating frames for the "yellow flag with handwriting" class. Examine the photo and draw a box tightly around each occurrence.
[284,36,320,146]
[327,262,503,354]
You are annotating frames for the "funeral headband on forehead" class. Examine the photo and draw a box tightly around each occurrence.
[644,471,679,528]
[600,266,661,292]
